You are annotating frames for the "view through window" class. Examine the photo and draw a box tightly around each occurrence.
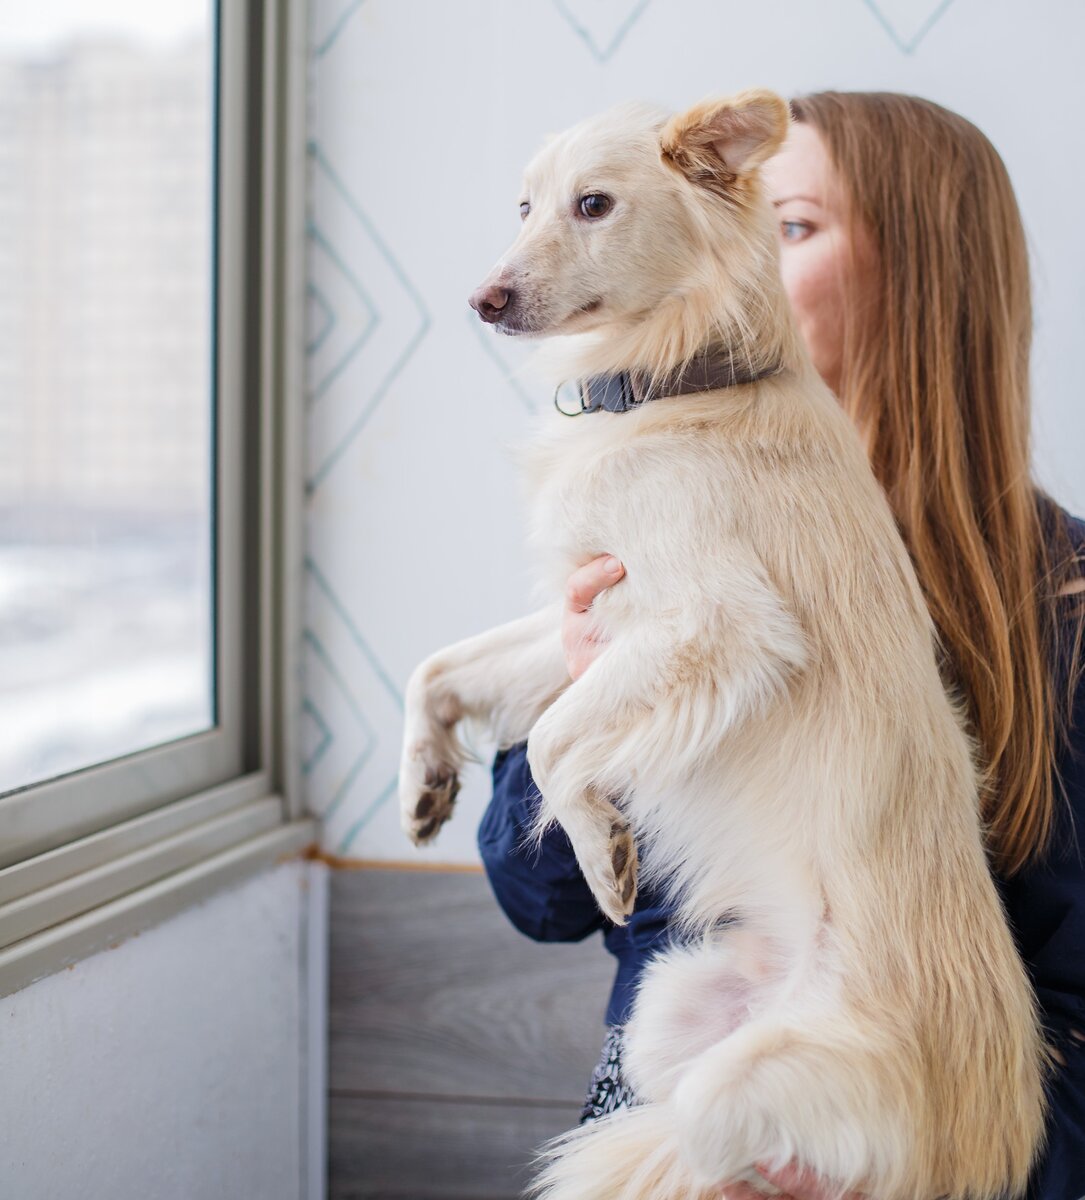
[0,1,215,794]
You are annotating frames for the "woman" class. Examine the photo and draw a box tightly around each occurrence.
[478,92,1085,1199]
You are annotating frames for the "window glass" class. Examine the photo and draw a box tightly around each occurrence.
[0,2,215,794]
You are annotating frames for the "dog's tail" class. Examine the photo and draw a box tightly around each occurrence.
[529,1105,754,1200]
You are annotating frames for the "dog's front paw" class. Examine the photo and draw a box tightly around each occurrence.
[579,817,638,926]
[399,746,460,846]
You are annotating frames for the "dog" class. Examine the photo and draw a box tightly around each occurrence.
[398,91,1045,1199]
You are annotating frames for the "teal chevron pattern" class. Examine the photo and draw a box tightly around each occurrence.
[306,220,380,404]
[300,696,333,775]
[304,1,435,857]
[467,312,542,414]
[305,143,431,496]
[862,0,956,53]
[305,283,337,357]
[313,0,366,58]
[303,557,404,856]
[552,0,651,62]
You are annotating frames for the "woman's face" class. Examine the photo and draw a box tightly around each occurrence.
[762,121,875,395]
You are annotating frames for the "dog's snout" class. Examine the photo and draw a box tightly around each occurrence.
[469,283,514,324]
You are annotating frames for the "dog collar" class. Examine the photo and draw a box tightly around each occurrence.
[554,348,782,416]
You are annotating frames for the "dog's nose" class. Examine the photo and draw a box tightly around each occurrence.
[469,284,514,324]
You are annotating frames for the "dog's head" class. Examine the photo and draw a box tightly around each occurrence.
[469,91,790,349]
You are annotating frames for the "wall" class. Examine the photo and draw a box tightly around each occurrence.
[305,0,1085,861]
[0,861,327,1200]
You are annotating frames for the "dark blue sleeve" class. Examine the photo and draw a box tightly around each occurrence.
[1025,1040,1085,1200]
[1002,588,1085,1198]
[477,741,606,943]
[1006,800,1085,1199]
[1013,843,1085,1200]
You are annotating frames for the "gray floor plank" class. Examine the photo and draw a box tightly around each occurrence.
[328,1093,578,1200]
[328,869,614,1103]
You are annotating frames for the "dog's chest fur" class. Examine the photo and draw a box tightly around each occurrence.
[521,393,755,593]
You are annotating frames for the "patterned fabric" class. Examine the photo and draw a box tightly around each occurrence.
[579,1026,641,1124]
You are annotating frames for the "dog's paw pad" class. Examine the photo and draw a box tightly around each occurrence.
[584,819,638,925]
[405,771,460,845]
[609,823,638,915]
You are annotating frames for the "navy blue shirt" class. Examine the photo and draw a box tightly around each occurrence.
[478,515,1085,1198]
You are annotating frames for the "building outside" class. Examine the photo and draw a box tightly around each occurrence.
[0,26,214,793]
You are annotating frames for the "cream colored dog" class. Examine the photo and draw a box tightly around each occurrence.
[398,92,1045,1199]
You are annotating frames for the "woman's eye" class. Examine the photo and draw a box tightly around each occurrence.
[519,201,530,220]
[780,219,812,242]
[579,193,612,219]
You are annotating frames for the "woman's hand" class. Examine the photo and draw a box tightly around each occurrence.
[562,554,625,681]
[725,1162,869,1200]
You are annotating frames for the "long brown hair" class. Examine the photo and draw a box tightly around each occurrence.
[790,91,1084,876]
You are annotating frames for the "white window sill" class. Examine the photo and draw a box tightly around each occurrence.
[0,812,315,1000]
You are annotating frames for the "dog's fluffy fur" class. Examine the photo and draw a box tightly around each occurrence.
[399,92,1046,1198]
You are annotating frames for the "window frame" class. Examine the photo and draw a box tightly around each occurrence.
[0,0,312,998]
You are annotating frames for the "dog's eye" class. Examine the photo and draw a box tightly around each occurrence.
[579,193,612,219]
[519,201,530,221]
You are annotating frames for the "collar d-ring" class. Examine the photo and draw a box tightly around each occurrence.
[553,381,587,417]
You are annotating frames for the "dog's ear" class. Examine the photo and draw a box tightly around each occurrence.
[661,90,790,190]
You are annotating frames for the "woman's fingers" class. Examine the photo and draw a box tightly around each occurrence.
[562,609,608,681]
[564,555,624,613]
[561,555,625,681]
[723,1185,770,1200]
[755,1161,866,1200]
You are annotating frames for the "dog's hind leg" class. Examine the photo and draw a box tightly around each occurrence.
[399,605,568,845]
[531,1021,913,1200]
[622,938,775,1104]
[669,1018,916,1199]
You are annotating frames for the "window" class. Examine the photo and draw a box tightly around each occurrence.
[0,1,216,800]
[0,0,311,996]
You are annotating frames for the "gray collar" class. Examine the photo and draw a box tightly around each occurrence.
[556,347,782,416]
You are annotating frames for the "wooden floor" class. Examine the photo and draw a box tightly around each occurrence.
[328,868,613,1199]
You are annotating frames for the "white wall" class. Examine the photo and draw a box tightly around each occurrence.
[0,862,326,1200]
[304,0,1085,863]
